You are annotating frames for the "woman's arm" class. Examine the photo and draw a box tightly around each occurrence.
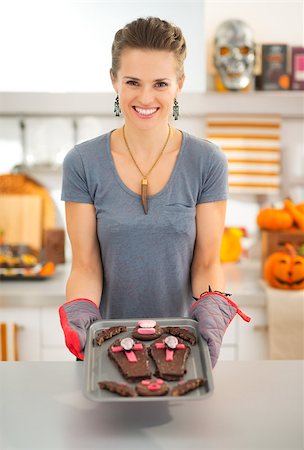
[191,200,226,297]
[65,202,103,306]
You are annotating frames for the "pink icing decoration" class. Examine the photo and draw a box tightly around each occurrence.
[156,379,164,384]
[138,320,156,328]
[111,346,123,353]
[125,351,137,363]
[154,342,186,361]
[148,383,161,391]
[166,349,174,361]
[138,328,156,335]
[141,380,151,385]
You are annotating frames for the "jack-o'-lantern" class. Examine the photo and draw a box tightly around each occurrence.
[264,243,304,290]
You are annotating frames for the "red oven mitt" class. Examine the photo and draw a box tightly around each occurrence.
[190,286,251,368]
[59,298,101,360]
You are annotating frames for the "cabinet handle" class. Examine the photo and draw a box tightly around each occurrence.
[13,323,19,361]
[253,325,268,332]
[0,323,8,361]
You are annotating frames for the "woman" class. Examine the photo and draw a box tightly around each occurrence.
[59,17,250,367]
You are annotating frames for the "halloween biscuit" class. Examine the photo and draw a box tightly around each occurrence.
[135,378,169,397]
[95,325,127,346]
[161,326,197,345]
[132,319,163,341]
[108,337,152,383]
[171,378,206,396]
[149,335,191,381]
[98,381,136,397]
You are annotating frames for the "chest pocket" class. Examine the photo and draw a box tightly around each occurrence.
[163,203,196,235]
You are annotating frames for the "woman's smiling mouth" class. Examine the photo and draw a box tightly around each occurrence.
[133,106,159,118]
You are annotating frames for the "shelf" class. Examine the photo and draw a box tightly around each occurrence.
[0,91,303,119]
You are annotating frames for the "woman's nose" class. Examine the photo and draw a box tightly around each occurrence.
[137,86,155,105]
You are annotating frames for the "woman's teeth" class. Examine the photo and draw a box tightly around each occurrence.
[134,107,158,115]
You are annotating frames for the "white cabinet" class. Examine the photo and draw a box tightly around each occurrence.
[40,307,74,361]
[219,306,268,361]
[0,307,41,360]
[0,307,74,361]
[238,306,268,360]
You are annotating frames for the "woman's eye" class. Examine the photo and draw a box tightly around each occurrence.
[126,80,138,86]
[155,82,168,88]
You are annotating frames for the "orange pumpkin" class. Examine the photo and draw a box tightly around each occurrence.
[284,198,304,230]
[296,203,304,214]
[39,261,56,277]
[264,243,304,290]
[257,207,293,231]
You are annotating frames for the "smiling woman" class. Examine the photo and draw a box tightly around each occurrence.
[58,16,250,368]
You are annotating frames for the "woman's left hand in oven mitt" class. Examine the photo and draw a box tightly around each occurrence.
[59,298,101,360]
[190,287,251,368]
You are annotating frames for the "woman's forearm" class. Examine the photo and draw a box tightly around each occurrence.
[191,261,225,298]
[66,267,103,307]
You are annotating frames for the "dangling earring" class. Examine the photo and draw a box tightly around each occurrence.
[173,98,179,120]
[114,94,121,117]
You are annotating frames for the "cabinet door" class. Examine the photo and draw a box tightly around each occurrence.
[40,307,75,361]
[238,306,268,360]
[0,308,40,361]
[219,318,238,361]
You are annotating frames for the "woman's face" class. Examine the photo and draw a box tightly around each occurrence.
[111,48,184,130]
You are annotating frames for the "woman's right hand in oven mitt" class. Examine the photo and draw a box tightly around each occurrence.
[59,298,101,360]
[190,286,251,368]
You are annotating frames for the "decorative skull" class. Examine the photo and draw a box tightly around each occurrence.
[214,19,256,91]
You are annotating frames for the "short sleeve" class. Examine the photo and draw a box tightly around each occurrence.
[197,144,228,204]
[61,147,93,204]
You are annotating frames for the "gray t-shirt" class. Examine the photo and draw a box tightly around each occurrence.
[61,130,228,319]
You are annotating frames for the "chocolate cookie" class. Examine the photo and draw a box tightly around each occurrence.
[135,378,169,397]
[171,378,206,396]
[95,326,127,346]
[108,337,152,383]
[98,381,136,397]
[132,320,163,341]
[161,326,197,345]
[149,335,191,381]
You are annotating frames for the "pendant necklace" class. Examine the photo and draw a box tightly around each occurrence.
[122,124,171,215]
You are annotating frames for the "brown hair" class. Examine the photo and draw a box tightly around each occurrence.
[111,17,187,81]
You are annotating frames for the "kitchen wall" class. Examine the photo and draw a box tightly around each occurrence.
[0,0,303,261]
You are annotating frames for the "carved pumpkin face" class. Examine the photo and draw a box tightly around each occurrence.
[264,244,304,290]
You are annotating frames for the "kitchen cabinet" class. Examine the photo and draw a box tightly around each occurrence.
[237,306,268,360]
[0,307,40,360]
[219,305,268,362]
[40,306,74,361]
[0,306,74,361]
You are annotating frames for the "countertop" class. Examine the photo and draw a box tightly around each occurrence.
[0,258,266,308]
[0,361,302,449]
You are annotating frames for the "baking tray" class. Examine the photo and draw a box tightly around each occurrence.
[83,318,214,402]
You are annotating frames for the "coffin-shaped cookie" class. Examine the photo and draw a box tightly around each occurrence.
[108,337,152,383]
[149,335,191,381]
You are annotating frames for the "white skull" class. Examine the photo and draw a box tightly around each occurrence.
[214,19,255,90]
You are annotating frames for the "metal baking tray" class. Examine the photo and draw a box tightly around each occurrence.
[83,318,214,402]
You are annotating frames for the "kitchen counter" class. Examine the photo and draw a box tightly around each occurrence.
[0,361,302,449]
[0,258,266,307]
